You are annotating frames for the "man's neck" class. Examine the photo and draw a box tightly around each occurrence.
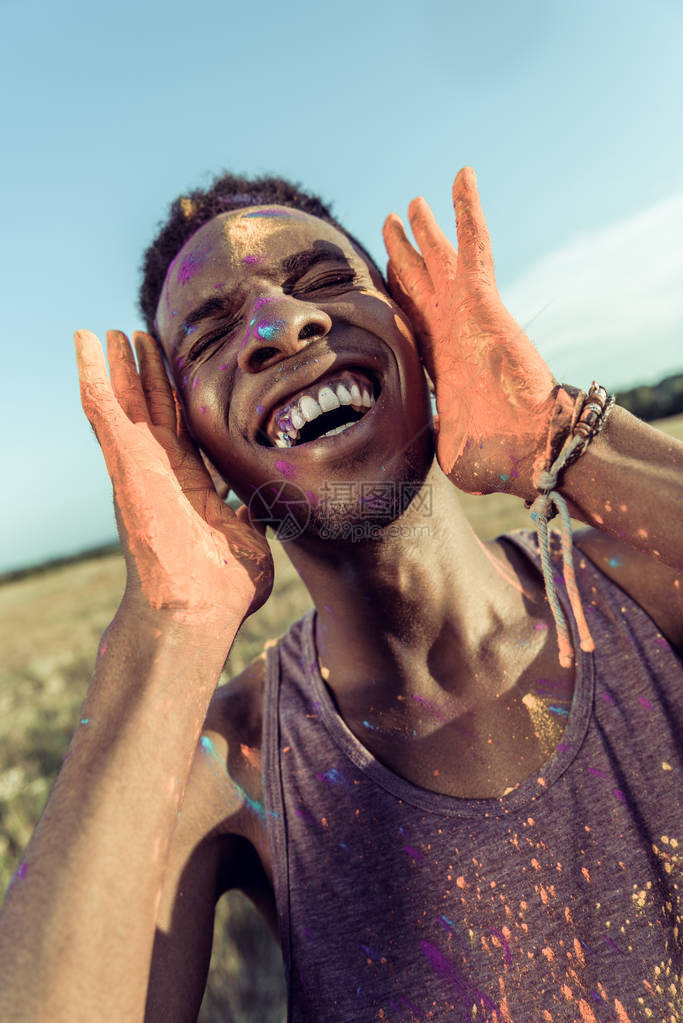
[284,465,549,712]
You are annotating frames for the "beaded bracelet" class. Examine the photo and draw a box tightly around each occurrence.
[529,383,615,667]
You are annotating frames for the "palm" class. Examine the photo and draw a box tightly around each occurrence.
[383,168,557,497]
[75,329,273,620]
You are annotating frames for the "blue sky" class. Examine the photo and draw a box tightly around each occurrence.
[2,0,682,573]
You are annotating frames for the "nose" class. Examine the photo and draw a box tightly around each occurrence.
[236,296,332,373]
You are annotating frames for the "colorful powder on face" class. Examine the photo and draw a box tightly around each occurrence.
[257,319,285,341]
[177,245,211,285]
[243,255,259,264]
[275,459,296,479]
[242,208,298,219]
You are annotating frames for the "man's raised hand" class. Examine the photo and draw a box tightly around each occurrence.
[74,329,273,623]
[383,167,559,499]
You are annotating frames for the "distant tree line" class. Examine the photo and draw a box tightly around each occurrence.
[616,371,683,422]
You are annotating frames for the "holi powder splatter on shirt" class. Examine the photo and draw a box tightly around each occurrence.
[259,531,682,1022]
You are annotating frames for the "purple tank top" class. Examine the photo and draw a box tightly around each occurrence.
[263,531,682,1022]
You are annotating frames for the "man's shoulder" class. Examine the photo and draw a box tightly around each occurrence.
[170,649,270,843]
[206,648,269,752]
[573,527,682,651]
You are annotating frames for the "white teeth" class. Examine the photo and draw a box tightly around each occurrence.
[291,408,305,430]
[317,386,340,412]
[270,373,377,445]
[320,422,355,438]
[299,395,322,422]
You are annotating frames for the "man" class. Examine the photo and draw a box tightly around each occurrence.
[0,168,680,1021]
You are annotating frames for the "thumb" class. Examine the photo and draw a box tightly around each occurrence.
[236,503,269,538]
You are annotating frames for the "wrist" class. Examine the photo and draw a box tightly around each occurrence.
[510,384,583,503]
[114,589,248,655]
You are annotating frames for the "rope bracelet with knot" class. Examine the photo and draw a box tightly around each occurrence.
[527,382,615,668]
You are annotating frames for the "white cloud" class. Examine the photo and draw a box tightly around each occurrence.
[501,192,683,390]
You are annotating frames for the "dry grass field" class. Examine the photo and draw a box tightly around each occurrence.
[1,413,681,1021]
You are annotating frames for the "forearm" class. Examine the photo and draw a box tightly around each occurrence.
[558,404,683,569]
[0,600,245,1022]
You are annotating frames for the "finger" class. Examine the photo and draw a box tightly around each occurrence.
[236,502,268,537]
[133,332,177,431]
[163,392,233,510]
[406,197,458,285]
[107,330,151,424]
[74,329,124,435]
[200,451,234,502]
[171,388,196,449]
[452,167,495,279]
[382,213,431,294]
[386,260,432,345]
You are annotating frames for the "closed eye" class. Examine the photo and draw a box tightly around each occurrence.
[188,319,241,361]
[296,270,358,294]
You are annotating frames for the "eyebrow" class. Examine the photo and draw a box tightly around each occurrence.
[280,242,350,288]
[173,241,351,350]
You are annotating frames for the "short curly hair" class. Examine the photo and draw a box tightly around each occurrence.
[138,171,385,336]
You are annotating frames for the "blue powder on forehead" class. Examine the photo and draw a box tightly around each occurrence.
[242,208,298,219]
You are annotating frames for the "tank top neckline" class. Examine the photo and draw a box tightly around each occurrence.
[298,531,595,818]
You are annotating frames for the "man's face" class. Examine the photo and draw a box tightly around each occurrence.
[156,206,434,529]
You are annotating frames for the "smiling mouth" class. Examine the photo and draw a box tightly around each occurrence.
[258,369,381,449]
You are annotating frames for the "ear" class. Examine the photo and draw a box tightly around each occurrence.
[200,451,230,501]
